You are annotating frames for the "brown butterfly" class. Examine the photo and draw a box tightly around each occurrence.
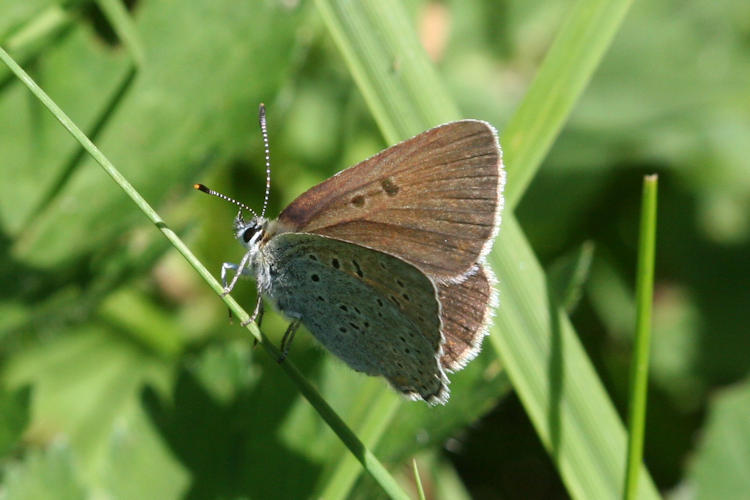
[196,104,504,404]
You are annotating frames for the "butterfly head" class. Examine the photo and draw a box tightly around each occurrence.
[233,213,268,251]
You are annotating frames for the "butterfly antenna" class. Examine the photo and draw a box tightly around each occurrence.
[258,103,272,218]
[193,184,258,218]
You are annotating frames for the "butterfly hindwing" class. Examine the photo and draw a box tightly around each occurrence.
[437,265,497,372]
[262,232,449,403]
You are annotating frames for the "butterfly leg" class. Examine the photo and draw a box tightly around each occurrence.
[221,250,253,296]
[240,295,264,347]
[255,298,265,328]
[278,318,302,363]
[220,260,253,321]
[220,263,234,291]
[250,300,264,348]
[241,292,264,328]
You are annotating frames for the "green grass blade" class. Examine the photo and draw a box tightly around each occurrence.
[2,5,70,52]
[487,219,658,499]
[316,394,401,499]
[547,241,596,313]
[0,5,72,85]
[24,65,137,228]
[0,45,410,500]
[314,0,661,498]
[96,0,145,66]
[503,0,636,210]
[413,458,426,500]
[314,2,461,496]
[0,46,219,302]
[315,0,459,141]
[624,175,659,500]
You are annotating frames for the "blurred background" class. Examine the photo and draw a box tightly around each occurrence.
[1,0,749,498]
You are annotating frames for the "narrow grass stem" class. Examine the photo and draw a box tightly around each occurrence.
[624,174,659,500]
[413,458,426,500]
[0,45,409,500]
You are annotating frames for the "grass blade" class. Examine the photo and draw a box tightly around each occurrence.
[96,0,145,66]
[503,0,637,210]
[0,45,410,500]
[315,0,661,498]
[315,0,459,139]
[315,392,401,499]
[624,174,659,499]
[413,458,426,500]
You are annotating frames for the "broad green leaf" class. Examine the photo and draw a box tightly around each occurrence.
[1,324,180,492]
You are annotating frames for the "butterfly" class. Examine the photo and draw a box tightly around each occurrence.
[196,104,504,404]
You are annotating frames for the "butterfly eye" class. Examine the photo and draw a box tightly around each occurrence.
[243,226,260,243]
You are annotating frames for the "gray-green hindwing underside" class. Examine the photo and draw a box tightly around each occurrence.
[262,232,449,403]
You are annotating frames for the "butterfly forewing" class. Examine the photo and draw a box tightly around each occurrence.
[278,120,504,280]
[263,232,449,403]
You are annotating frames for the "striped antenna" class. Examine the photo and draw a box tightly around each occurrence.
[258,103,272,217]
[193,183,258,218]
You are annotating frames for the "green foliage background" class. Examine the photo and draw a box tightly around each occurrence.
[1,0,749,498]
